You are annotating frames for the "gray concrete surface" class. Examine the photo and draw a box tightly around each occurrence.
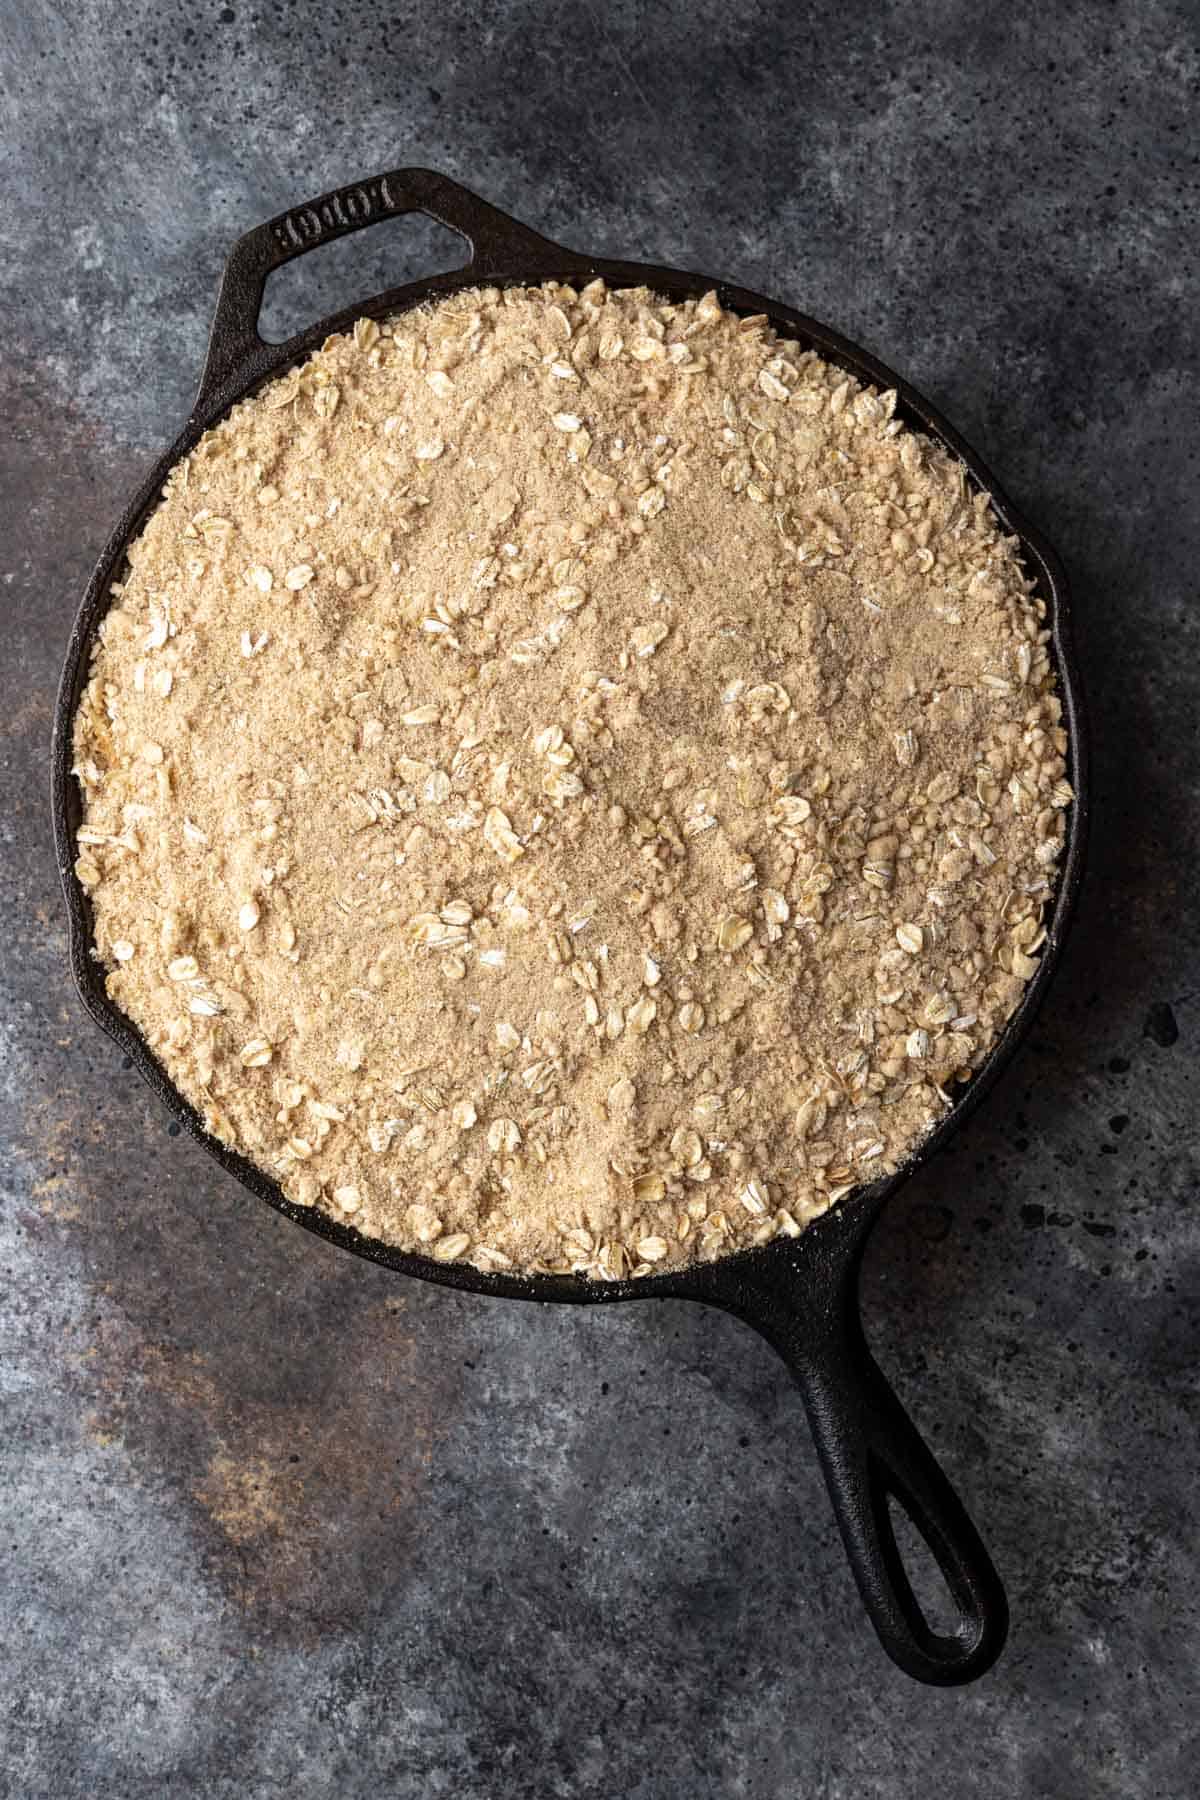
[3,1,1198,1794]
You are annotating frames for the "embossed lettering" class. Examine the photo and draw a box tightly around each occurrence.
[271,178,395,257]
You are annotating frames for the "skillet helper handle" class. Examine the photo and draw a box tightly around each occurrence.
[196,167,582,412]
[714,1231,1007,1684]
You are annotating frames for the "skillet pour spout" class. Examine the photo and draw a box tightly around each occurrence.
[51,165,1087,1686]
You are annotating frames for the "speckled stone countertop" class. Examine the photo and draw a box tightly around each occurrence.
[3,3,1198,1795]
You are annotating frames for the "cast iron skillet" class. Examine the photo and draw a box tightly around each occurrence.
[51,166,1088,1686]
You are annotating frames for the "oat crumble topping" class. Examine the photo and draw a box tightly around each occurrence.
[72,281,1070,1277]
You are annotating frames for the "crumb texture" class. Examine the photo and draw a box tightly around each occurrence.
[72,282,1069,1277]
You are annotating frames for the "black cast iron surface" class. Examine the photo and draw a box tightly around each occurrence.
[51,164,1088,1686]
[4,0,1198,1793]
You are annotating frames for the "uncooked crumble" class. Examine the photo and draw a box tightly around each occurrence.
[72,280,1070,1277]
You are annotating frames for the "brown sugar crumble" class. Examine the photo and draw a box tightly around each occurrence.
[72,281,1071,1278]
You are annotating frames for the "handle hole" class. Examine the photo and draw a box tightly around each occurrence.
[259,214,469,344]
[885,1491,962,1637]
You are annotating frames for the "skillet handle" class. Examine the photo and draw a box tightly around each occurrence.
[195,167,584,413]
[708,1219,1007,1684]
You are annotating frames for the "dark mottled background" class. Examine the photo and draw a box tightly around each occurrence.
[3,1,1198,1795]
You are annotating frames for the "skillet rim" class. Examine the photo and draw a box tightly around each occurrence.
[50,209,1088,1309]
